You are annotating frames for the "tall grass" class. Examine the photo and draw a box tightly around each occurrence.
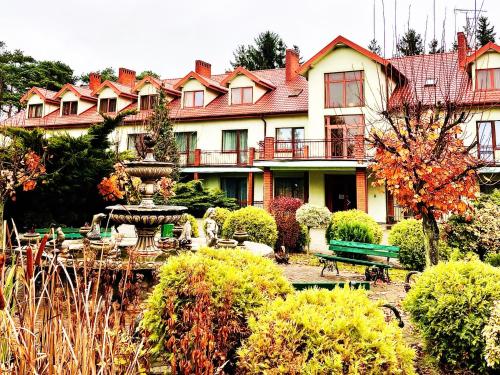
[0,227,145,374]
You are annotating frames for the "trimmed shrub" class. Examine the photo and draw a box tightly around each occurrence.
[486,253,500,267]
[443,202,500,260]
[297,224,310,252]
[403,260,500,373]
[166,180,239,217]
[326,209,382,244]
[237,288,416,374]
[141,248,292,373]
[483,301,500,370]
[295,204,331,229]
[335,220,375,243]
[389,219,425,270]
[269,197,304,251]
[222,206,278,248]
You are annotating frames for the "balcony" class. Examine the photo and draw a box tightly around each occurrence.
[255,137,367,161]
[178,148,257,167]
[478,145,500,166]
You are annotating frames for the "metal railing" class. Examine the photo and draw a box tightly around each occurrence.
[257,138,366,161]
[178,149,254,167]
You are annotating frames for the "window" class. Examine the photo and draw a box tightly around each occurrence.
[28,104,43,118]
[476,68,500,90]
[424,78,437,86]
[276,127,304,151]
[275,177,305,200]
[325,71,364,108]
[477,121,500,162]
[139,94,158,110]
[99,98,117,113]
[231,87,253,105]
[220,177,247,207]
[62,101,78,116]
[325,115,365,158]
[127,133,146,152]
[183,90,204,107]
[175,132,197,164]
[223,130,248,164]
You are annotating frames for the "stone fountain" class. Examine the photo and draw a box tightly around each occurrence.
[105,135,187,261]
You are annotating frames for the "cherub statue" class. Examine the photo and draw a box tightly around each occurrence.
[87,213,106,240]
[204,208,219,247]
[178,215,192,249]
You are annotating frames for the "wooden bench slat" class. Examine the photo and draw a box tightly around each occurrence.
[329,240,399,252]
[329,245,399,258]
[315,253,393,268]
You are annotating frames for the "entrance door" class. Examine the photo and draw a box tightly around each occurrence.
[325,175,356,212]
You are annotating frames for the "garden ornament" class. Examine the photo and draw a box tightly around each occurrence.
[87,213,106,240]
[205,208,218,247]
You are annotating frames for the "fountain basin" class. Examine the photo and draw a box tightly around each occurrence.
[106,204,187,261]
[124,161,174,180]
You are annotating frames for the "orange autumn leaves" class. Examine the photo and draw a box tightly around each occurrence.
[370,118,480,219]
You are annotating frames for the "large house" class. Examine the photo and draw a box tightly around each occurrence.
[3,33,499,223]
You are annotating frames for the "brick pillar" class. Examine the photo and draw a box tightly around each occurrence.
[194,149,201,166]
[263,168,273,211]
[248,147,255,166]
[386,189,395,223]
[354,134,365,160]
[193,172,199,180]
[263,137,275,160]
[247,172,254,206]
[355,168,368,213]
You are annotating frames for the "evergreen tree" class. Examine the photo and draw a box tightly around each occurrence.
[368,39,382,55]
[231,31,291,70]
[137,70,160,80]
[1,42,74,117]
[148,89,179,177]
[396,29,424,56]
[79,67,117,84]
[476,16,496,47]
[428,39,443,54]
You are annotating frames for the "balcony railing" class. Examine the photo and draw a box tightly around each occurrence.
[178,148,257,167]
[477,145,500,166]
[256,137,367,161]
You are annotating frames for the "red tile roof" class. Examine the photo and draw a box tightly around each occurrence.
[173,71,228,93]
[220,66,276,90]
[388,51,500,107]
[91,80,137,99]
[133,76,181,97]
[55,83,97,102]
[20,87,59,104]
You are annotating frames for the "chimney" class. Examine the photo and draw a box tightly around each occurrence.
[195,60,211,78]
[118,67,136,87]
[457,32,468,69]
[285,49,300,81]
[89,72,101,91]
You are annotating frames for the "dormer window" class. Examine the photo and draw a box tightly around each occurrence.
[28,104,43,118]
[62,101,78,116]
[231,87,253,105]
[99,98,117,113]
[140,94,158,110]
[184,90,204,108]
[477,68,500,90]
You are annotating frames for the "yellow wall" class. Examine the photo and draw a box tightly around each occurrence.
[471,51,500,86]
[227,74,268,104]
[181,78,218,107]
[367,175,386,222]
[306,46,392,139]
[97,87,132,112]
[59,91,94,115]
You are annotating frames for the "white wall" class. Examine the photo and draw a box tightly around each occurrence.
[367,175,387,222]
[26,95,59,118]
[59,91,94,115]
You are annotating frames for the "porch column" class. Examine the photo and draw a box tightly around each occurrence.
[355,168,368,213]
[263,168,273,211]
[247,172,254,206]
[263,137,275,160]
[193,173,199,180]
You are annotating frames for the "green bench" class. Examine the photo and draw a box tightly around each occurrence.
[292,281,370,291]
[35,227,112,240]
[315,240,400,282]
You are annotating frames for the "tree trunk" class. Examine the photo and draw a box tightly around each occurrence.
[0,200,4,250]
[421,210,439,266]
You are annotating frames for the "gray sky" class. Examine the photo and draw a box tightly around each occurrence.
[1,0,498,78]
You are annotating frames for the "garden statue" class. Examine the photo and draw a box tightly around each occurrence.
[178,215,192,249]
[205,208,219,247]
[87,213,106,240]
